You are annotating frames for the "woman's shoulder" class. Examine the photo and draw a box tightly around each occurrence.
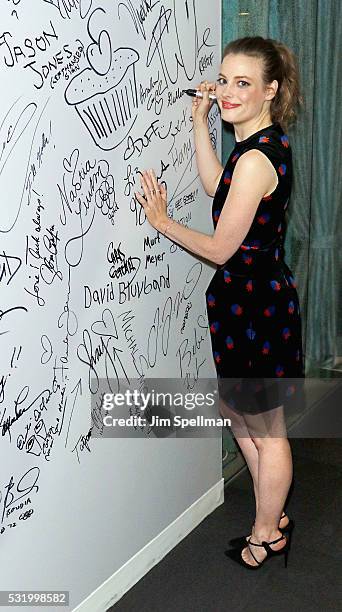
[230,122,292,172]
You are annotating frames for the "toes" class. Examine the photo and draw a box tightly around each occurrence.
[243,544,267,566]
[241,546,257,567]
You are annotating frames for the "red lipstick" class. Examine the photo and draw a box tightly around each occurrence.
[222,101,241,109]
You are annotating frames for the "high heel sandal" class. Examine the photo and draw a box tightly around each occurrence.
[225,532,290,570]
[228,512,295,549]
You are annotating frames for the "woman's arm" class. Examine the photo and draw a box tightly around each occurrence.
[137,150,277,265]
[191,81,223,197]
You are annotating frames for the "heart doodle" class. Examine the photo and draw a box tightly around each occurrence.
[87,29,112,76]
[41,335,53,365]
[123,135,137,161]
[155,96,163,116]
[91,308,118,338]
[63,149,79,173]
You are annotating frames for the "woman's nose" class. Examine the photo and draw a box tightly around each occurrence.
[221,82,234,98]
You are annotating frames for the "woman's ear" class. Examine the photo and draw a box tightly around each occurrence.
[265,79,279,101]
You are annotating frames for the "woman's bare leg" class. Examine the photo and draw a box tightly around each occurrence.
[220,398,288,538]
[233,436,259,513]
[238,405,292,565]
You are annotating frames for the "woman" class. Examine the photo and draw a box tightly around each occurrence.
[135,36,305,570]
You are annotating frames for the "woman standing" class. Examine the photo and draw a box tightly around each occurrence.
[136,36,305,570]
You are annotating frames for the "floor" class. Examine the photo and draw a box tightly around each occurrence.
[109,435,342,612]
[108,372,342,611]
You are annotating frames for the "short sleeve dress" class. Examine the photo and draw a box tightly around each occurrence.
[205,122,305,419]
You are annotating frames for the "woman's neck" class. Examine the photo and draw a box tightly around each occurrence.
[234,117,274,142]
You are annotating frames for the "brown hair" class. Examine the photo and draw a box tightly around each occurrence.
[222,36,303,130]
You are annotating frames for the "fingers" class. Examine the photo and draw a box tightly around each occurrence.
[135,190,149,214]
[198,80,209,102]
[191,80,216,110]
[140,173,152,203]
[200,80,216,90]
[144,170,164,196]
[159,183,167,202]
[191,95,200,111]
[138,170,165,203]
[198,80,215,93]
[148,169,160,192]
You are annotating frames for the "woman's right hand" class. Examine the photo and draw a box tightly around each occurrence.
[191,80,216,124]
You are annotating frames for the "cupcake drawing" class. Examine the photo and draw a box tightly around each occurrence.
[65,38,140,151]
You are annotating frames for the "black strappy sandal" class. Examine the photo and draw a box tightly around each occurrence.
[228,511,295,549]
[225,532,290,570]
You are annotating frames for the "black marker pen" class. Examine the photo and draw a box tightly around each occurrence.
[183,88,217,101]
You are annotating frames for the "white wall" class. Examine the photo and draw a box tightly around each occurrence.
[0,1,222,609]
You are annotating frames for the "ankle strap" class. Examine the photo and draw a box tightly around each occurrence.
[249,533,285,547]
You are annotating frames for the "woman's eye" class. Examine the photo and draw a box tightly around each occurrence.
[216,78,249,87]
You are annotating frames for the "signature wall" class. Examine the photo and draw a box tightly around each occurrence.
[0,1,222,609]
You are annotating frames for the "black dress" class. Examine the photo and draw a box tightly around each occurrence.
[205,122,305,422]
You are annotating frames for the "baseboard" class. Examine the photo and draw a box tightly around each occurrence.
[73,478,225,612]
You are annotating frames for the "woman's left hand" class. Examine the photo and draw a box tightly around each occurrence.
[135,169,169,231]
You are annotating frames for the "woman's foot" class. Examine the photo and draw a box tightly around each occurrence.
[246,512,289,543]
[241,530,287,567]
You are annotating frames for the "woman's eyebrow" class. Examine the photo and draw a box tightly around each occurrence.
[218,73,252,80]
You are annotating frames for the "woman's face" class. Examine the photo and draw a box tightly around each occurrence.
[215,53,277,124]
